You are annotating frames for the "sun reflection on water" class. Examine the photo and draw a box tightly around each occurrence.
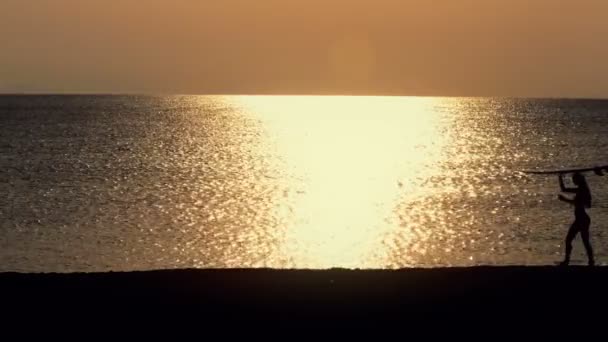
[234,96,448,268]
[7,95,607,272]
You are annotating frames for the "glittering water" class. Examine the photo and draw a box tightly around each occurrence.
[1,95,608,272]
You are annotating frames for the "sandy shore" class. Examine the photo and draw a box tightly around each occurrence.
[1,267,606,330]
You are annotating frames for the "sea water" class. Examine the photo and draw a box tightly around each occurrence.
[1,95,607,272]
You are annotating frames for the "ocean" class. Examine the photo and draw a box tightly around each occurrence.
[1,95,607,272]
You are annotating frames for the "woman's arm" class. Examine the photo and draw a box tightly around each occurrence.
[558,194,575,204]
[559,174,577,193]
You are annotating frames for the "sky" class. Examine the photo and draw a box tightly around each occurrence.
[1,0,608,97]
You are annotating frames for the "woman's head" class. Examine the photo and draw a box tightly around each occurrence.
[572,172,586,186]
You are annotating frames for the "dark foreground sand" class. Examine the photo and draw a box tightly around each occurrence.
[1,267,606,332]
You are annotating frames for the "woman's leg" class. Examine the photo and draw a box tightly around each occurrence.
[580,224,594,266]
[562,224,578,265]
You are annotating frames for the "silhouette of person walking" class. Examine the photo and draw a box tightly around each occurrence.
[558,172,594,266]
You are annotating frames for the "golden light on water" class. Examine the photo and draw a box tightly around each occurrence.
[234,96,449,268]
[4,95,589,272]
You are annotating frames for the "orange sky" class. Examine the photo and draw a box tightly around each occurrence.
[1,0,607,97]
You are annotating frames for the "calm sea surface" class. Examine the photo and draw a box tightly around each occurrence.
[1,95,608,272]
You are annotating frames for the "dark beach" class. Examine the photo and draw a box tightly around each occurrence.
[2,267,607,331]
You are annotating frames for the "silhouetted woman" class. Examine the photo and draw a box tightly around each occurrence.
[558,172,594,266]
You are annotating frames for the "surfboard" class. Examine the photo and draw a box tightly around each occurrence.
[521,164,608,175]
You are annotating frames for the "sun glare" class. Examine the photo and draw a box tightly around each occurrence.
[232,96,447,268]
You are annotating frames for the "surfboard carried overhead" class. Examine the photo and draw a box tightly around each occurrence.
[521,164,608,175]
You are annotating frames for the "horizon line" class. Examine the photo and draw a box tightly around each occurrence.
[1,92,608,100]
